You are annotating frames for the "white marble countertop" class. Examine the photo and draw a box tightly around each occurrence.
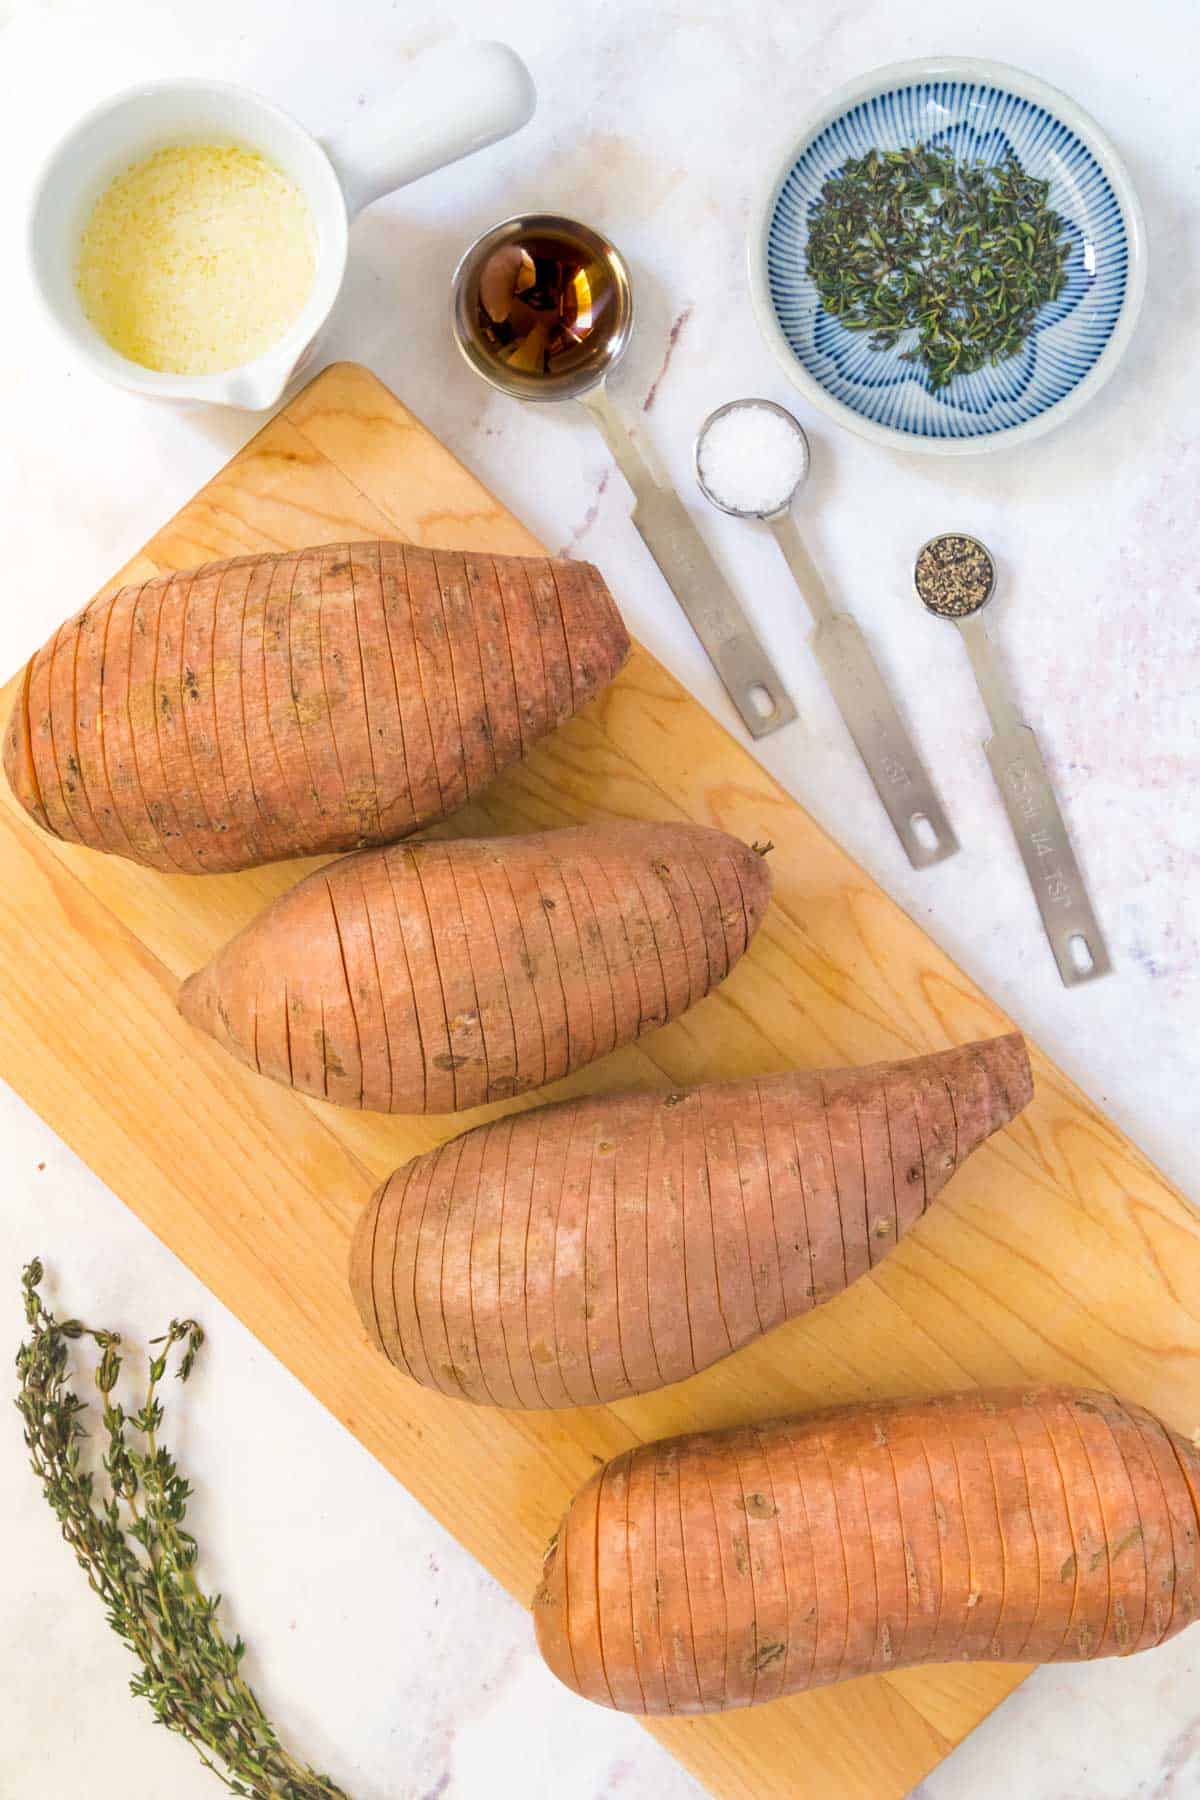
[2,1,1197,1796]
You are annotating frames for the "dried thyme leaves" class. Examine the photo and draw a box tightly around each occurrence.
[805,143,1071,389]
[15,1259,352,1800]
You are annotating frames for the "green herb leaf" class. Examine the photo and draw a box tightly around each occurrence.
[804,140,1071,389]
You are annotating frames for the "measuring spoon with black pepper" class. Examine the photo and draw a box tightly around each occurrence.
[914,533,1111,986]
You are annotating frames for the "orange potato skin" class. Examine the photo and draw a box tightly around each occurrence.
[180,822,772,1113]
[350,1035,1032,1405]
[4,543,630,873]
[534,1388,1200,1712]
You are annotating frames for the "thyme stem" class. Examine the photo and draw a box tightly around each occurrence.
[15,1258,353,1800]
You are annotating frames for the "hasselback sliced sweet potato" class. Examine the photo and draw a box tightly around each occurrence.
[3,543,629,872]
[534,1386,1200,1712]
[350,1034,1031,1406]
[179,822,772,1112]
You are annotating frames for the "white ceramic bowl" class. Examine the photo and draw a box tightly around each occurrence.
[28,43,535,410]
[749,58,1147,456]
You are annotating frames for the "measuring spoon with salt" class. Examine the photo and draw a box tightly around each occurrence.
[451,214,795,740]
[914,533,1110,986]
[695,399,957,869]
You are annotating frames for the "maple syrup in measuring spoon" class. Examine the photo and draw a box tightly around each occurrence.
[450,214,795,739]
[475,233,623,380]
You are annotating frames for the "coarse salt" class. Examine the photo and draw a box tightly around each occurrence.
[697,402,809,516]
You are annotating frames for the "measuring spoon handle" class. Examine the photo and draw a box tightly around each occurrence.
[983,722,1112,986]
[957,616,1111,986]
[769,515,958,868]
[578,386,796,739]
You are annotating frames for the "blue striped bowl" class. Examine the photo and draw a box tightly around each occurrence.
[749,59,1146,455]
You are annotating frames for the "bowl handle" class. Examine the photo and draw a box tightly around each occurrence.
[320,40,535,220]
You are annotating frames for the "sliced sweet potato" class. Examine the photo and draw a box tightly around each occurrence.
[5,542,629,872]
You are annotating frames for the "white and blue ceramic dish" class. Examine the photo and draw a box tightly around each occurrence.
[749,59,1146,455]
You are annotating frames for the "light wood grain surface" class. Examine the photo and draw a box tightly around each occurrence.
[1,361,1195,1800]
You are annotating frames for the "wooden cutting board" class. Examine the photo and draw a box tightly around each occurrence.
[3,361,1197,1800]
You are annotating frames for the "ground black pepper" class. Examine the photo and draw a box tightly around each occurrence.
[914,534,996,618]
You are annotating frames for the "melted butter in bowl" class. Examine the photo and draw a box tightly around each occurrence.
[76,143,317,375]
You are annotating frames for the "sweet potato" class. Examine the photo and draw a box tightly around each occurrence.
[179,822,771,1112]
[349,1034,1031,1406]
[4,543,629,872]
[534,1386,1200,1712]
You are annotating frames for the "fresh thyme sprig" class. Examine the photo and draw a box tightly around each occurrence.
[805,142,1072,389]
[15,1259,352,1800]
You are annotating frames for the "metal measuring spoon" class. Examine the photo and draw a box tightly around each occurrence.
[450,214,795,739]
[914,533,1111,986]
[695,399,957,869]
